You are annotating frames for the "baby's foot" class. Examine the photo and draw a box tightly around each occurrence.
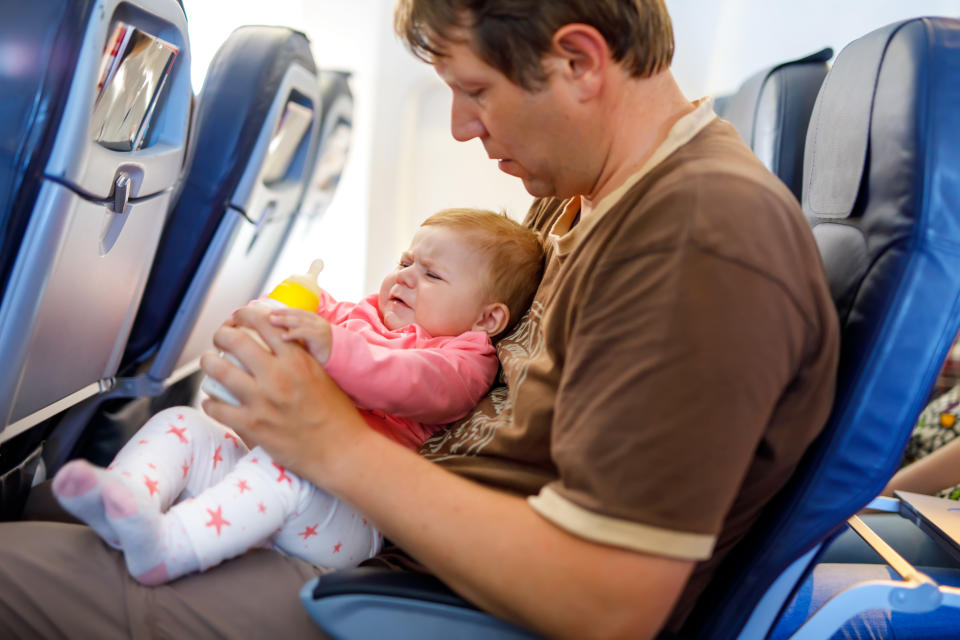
[51,459,121,549]
[102,482,199,586]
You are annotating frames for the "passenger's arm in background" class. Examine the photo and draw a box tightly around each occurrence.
[883,436,960,497]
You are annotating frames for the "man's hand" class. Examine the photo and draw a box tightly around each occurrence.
[268,308,334,364]
[199,304,369,480]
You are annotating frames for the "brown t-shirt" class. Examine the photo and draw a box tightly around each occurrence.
[419,106,839,630]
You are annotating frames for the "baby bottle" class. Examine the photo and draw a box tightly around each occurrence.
[201,259,324,406]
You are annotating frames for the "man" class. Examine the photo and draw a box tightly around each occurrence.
[0,1,838,638]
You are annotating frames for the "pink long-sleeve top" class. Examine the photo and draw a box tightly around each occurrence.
[318,291,499,450]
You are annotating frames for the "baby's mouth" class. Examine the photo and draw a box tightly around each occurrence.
[390,296,410,309]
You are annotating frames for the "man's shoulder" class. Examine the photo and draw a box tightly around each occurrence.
[607,119,809,254]
[644,118,794,212]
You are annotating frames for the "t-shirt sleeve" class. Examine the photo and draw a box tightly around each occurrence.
[529,232,810,560]
[315,289,357,324]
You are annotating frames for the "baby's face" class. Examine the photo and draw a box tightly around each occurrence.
[378,225,492,336]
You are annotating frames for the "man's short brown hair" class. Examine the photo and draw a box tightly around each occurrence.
[394,0,674,90]
[421,208,544,337]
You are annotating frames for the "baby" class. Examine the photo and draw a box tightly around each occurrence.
[51,208,544,585]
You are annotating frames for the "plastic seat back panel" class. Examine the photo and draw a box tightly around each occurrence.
[0,0,190,435]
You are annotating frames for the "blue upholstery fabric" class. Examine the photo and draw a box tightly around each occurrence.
[0,0,94,296]
[770,564,960,639]
[683,17,960,638]
[722,48,831,199]
[122,26,317,367]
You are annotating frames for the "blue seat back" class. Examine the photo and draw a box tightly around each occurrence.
[303,69,354,223]
[0,0,191,437]
[122,26,321,382]
[271,69,355,267]
[722,48,832,200]
[684,17,960,638]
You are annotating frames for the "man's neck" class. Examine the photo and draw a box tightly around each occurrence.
[581,70,694,218]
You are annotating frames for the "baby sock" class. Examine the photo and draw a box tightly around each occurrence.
[52,407,249,553]
[51,459,122,549]
[101,481,200,586]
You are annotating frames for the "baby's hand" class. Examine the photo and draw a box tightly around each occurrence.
[269,308,333,364]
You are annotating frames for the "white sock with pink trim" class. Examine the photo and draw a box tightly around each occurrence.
[101,481,200,585]
[51,459,122,549]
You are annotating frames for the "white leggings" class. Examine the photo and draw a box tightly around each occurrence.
[109,406,381,570]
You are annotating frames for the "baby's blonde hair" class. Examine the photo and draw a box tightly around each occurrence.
[421,208,544,337]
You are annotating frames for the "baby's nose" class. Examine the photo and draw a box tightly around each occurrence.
[396,266,416,286]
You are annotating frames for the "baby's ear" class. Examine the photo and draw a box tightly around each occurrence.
[473,302,510,338]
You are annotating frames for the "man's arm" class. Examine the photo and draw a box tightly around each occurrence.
[201,307,693,640]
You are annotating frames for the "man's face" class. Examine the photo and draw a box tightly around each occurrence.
[378,224,492,337]
[434,35,593,199]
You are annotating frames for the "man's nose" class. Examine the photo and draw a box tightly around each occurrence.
[450,94,486,142]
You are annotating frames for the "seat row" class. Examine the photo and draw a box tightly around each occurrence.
[0,0,354,514]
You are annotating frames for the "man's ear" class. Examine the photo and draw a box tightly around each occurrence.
[549,23,608,101]
[473,302,510,338]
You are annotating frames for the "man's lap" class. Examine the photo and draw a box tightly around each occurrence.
[1,490,330,638]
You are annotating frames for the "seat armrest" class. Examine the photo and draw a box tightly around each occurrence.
[300,568,540,639]
[306,567,475,608]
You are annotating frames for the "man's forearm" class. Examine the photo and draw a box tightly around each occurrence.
[302,423,693,640]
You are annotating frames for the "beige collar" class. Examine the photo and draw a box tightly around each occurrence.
[550,97,717,255]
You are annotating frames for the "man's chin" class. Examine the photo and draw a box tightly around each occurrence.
[521,178,556,198]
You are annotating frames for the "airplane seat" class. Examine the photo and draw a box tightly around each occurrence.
[683,15,960,638]
[121,25,320,377]
[0,0,191,511]
[34,26,324,474]
[269,69,354,268]
[721,47,832,200]
[302,69,354,227]
[299,16,960,640]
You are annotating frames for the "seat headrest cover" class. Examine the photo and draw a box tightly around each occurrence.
[724,48,832,148]
[802,23,902,219]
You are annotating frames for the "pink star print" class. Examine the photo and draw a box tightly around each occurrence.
[205,506,230,536]
[224,432,241,449]
[257,502,267,514]
[333,542,343,553]
[273,462,292,484]
[144,476,159,497]
[236,480,251,494]
[212,445,223,470]
[299,524,319,540]
[182,461,190,479]
[166,425,188,443]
